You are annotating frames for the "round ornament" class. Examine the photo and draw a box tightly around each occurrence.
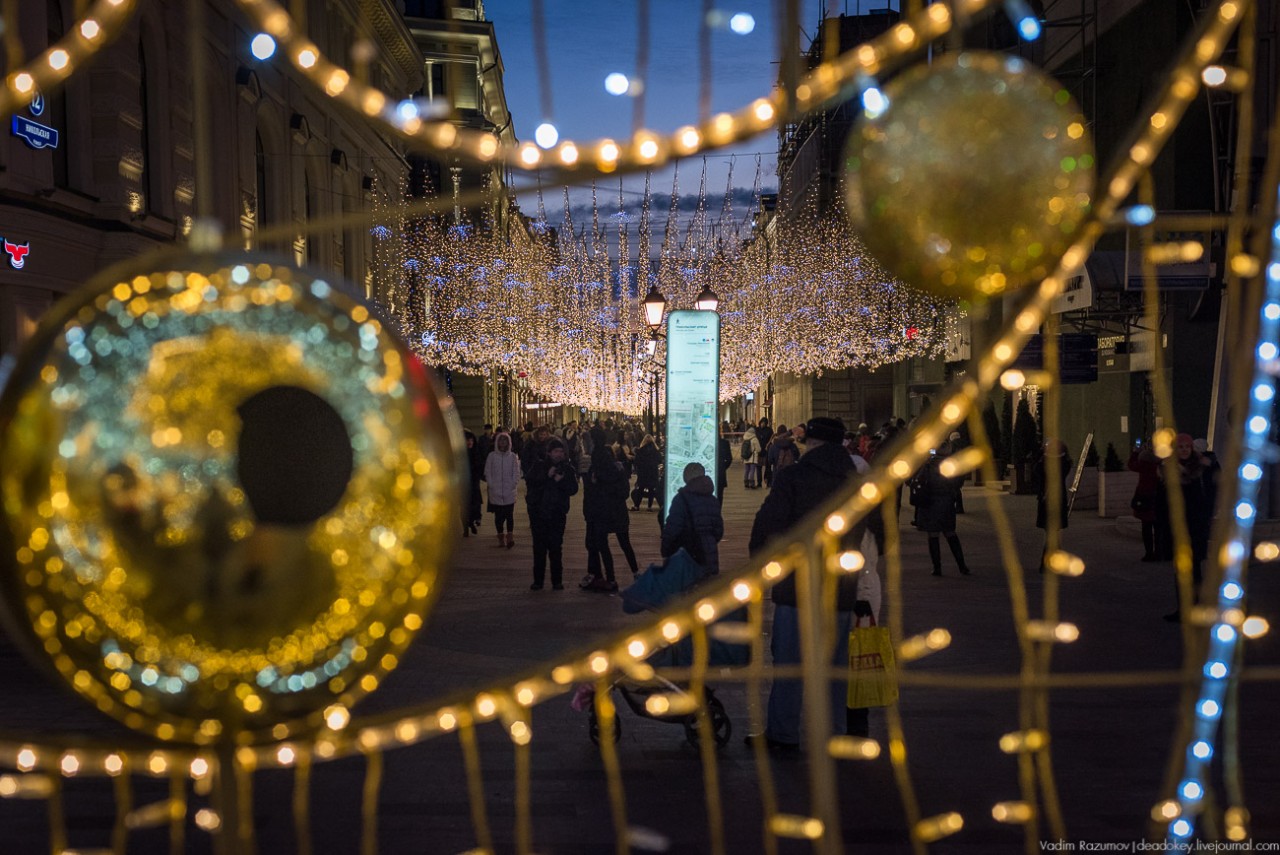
[0,254,463,744]
[844,52,1094,299]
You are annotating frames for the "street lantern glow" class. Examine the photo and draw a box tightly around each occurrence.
[695,286,720,312]
[250,33,277,61]
[643,285,668,329]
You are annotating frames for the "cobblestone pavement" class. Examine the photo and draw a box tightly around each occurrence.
[1,475,1277,853]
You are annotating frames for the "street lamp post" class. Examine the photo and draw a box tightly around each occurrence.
[642,286,668,437]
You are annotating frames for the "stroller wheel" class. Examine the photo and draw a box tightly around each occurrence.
[683,691,732,748]
[588,705,622,746]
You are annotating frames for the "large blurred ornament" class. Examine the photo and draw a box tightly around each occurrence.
[845,52,1094,299]
[0,254,463,744]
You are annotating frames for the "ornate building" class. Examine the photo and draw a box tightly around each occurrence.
[0,0,420,354]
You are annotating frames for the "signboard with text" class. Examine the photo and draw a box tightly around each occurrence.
[663,310,721,513]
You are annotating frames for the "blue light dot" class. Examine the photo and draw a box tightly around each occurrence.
[1171,818,1192,837]
[1191,740,1212,760]
[863,86,889,119]
[1207,661,1228,678]
[1259,342,1278,360]
[729,12,756,35]
[1180,780,1203,800]
[1215,624,1238,642]
[1248,415,1268,434]
[1255,384,1275,402]
[1199,699,1221,718]
[1236,502,1256,521]
[1222,582,1243,600]
[1242,463,1262,481]
[1017,16,1042,40]
[1265,303,1280,321]
[250,33,276,61]
[604,73,630,96]
[1125,205,1155,226]
[1270,262,1280,282]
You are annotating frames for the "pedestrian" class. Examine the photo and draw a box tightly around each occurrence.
[483,431,520,549]
[741,425,761,489]
[747,416,869,751]
[948,431,966,513]
[660,462,724,575]
[632,434,662,510]
[717,426,732,506]
[911,440,970,576]
[461,430,484,537]
[582,440,632,592]
[526,437,578,591]
[768,426,799,484]
[1193,438,1221,516]
[1128,440,1160,561]
[1034,439,1071,571]
[1161,433,1211,621]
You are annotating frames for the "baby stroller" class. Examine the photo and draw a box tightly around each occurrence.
[585,548,747,748]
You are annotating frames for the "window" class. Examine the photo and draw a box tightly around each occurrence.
[47,0,69,189]
[425,60,479,111]
[255,131,269,230]
[137,41,160,213]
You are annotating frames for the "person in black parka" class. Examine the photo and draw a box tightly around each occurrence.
[525,437,578,591]
[582,440,634,591]
[911,440,970,576]
[632,434,662,510]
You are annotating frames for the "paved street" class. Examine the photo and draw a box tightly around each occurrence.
[2,475,1278,853]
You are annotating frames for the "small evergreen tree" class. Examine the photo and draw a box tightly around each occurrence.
[1013,397,1039,464]
[982,399,1002,460]
[1104,442,1125,472]
[1000,393,1014,462]
[1084,439,1100,468]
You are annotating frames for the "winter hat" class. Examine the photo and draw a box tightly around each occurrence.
[804,416,846,444]
[1192,438,1208,454]
[546,437,566,452]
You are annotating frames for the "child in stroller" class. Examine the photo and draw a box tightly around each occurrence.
[581,548,748,747]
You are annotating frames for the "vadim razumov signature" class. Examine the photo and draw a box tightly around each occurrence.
[1041,842,1280,853]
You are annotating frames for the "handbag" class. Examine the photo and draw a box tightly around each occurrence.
[847,615,899,709]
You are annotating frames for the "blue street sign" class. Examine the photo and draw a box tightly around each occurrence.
[30,93,45,116]
[11,116,59,150]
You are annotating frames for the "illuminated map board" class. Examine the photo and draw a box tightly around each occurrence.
[664,310,721,512]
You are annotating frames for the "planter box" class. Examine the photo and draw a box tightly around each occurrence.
[1098,470,1139,518]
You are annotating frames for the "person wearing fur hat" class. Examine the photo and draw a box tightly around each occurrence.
[525,437,578,591]
[747,416,870,751]
[483,431,520,548]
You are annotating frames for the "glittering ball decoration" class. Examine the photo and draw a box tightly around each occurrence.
[845,52,1094,299]
[0,255,463,744]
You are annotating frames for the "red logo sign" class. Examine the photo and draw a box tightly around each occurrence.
[3,239,29,269]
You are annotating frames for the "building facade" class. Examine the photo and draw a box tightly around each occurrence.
[0,0,419,355]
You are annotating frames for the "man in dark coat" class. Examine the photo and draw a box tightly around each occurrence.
[748,417,869,749]
[661,462,724,575]
[582,441,631,591]
[911,441,970,576]
[525,438,578,590]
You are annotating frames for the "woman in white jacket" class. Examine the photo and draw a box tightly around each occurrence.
[741,426,760,489]
[484,432,521,548]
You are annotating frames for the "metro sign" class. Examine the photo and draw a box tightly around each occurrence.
[1,238,31,269]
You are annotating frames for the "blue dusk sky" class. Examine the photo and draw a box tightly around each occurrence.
[482,0,849,223]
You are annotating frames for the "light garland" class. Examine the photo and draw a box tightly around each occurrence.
[380,166,943,414]
[0,0,138,120]
[231,0,987,178]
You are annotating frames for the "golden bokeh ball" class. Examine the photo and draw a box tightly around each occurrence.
[0,254,464,744]
[845,52,1094,299]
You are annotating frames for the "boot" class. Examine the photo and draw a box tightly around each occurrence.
[928,538,942,576]
[497,532,506,548]
[946,534,970,575]
[506,532,515,549]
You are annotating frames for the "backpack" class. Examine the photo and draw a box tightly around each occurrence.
[775,444,796,472]
[740,438,753,462]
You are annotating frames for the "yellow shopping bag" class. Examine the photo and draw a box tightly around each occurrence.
[847,618,899,709]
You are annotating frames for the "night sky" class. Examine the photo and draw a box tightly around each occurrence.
[483,0,837,222]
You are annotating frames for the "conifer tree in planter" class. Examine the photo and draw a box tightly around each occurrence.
[980,399,1003,484]
[1012,397,1040,494]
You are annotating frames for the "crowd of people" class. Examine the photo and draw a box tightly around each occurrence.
[454,410,1224,754]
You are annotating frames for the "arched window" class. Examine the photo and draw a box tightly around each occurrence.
[47,0,69,189]
[255,131,270,231]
